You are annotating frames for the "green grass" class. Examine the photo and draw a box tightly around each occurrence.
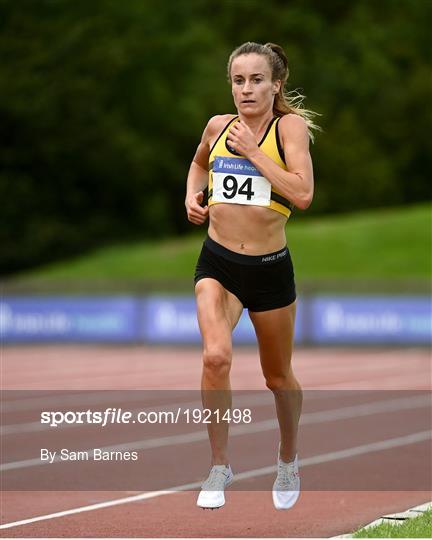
[10,203,432,285]
[289,203,430,279]
[352,508,432,538]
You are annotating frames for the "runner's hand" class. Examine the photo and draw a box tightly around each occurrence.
[227,121,260,159]
[186,191,209,225]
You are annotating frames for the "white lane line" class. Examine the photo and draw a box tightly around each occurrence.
[7,365,424,413]
[316,373,432,390]
[1,430,430,530]
[1,394,429,471]
[1,391,139,412]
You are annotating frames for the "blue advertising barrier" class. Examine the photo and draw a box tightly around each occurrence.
[141,296,198,344]
[1,295,430,345]
[0,297,140,343]
[310,296,431,344]
[141,296,305,344]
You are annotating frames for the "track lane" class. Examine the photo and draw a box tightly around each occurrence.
[1,346,430,537]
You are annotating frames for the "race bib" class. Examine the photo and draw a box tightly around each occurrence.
[212,156,271,206]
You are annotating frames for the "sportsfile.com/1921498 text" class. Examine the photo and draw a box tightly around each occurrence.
[40,407,252,427]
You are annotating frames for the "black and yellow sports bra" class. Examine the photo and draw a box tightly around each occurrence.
[208,116,293,218]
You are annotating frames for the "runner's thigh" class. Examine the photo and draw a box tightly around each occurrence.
[195,278,244,350]
[249,302,296,378]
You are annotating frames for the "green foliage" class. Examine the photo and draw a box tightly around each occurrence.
[1,0,430,274]
[12,204,431,286]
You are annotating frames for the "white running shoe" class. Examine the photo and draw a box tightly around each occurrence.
[272,451,300,510]
[197,464,234,509]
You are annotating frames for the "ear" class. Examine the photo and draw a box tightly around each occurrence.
[272,80,281,95]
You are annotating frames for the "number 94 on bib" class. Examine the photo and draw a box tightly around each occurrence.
[212,156,271,207]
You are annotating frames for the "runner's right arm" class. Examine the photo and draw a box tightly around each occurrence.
[185,116,228,225]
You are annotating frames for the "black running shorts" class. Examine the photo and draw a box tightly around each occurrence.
[194,235,296,312]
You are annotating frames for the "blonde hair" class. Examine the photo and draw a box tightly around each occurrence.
[227,41,321,142]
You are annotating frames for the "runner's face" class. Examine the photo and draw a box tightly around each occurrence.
[230,53,280,116]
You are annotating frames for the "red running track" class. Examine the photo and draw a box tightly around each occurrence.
[1,345,431,537]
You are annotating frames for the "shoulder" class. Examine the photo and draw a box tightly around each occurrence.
[278,113,309,144]
[205,114,237,137]
[200,114,237,149]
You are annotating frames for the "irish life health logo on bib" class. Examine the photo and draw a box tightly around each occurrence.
[212,156,271,206]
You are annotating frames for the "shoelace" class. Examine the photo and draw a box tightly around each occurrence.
[202,468,229,490]
[275,461,299,489]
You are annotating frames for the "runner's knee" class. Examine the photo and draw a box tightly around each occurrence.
[266,375,289,391]
[265,373,302,393]
[203,347,231,374]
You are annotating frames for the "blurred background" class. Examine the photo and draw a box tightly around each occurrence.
[1,0,430,346]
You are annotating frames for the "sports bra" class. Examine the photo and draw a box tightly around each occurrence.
[208,115,294,218]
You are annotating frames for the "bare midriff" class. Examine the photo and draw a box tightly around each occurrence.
[208,203,288,255]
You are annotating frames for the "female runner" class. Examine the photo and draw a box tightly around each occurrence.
[185,41,318,510]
